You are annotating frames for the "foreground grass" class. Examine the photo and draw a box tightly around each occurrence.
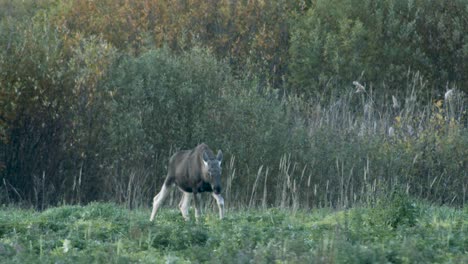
[0,201,466,263]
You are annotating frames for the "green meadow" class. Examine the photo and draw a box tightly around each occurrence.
[1,199,466,263]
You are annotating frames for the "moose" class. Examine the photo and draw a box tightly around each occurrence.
[150,143,224,221]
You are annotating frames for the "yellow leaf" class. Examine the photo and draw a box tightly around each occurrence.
[395,116,401,123]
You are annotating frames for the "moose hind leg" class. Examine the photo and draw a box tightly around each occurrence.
[178,192,191,221]
[212,193,224,219]
[150,184,170,221]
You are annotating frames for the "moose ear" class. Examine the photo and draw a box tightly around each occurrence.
[203,151,210,162]
[216,150,223,164]
[202,151,209,168]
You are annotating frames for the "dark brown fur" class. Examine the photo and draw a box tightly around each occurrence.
[150,143,224,221]
[164,143,216,193]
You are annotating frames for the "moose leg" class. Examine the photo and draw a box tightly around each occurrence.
[212,193,225,219]
[192,192,201,221]
[150,184,170,221]
[178,192,191,221]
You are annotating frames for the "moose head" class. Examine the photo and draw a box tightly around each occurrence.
[202,150,223,194]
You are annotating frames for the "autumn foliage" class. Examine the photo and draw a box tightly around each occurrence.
[52,0,298,87]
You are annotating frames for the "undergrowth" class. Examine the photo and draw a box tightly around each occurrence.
[0,202,466,263]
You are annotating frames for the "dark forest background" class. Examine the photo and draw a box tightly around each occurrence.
[1,0,466,209]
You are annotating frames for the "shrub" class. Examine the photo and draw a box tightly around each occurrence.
[289,0,468,98]
[368,190,419,228]
[99,48,300,205]
[0,11,116,206]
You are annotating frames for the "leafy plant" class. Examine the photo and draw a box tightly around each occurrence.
[368,190,419,228]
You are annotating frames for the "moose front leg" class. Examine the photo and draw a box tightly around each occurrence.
[178,192,191,221]
[192,192,201,221]
[212,193,224,219]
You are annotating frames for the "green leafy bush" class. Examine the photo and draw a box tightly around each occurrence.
[368,190,419,228]
[289,0,468,97]
[99,48,299,205]
[0,11,116,206]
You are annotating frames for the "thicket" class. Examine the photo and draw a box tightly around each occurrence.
[0,0,467,209]
[289,0,468,98]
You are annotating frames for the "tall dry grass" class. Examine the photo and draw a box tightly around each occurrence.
[219,72,466,211]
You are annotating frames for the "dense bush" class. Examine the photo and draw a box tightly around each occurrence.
[52,0,468,96]
[289,0,468,98]
[368,190,419,228]
[99,48,233,204]
[0,12,116,207]
[51,0,301,86]
[99,48,298,206]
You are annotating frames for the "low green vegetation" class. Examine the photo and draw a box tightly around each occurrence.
[1,199,466,263]
[1,0,467,209]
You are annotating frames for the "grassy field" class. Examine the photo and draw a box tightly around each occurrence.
[0,200,466,263]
